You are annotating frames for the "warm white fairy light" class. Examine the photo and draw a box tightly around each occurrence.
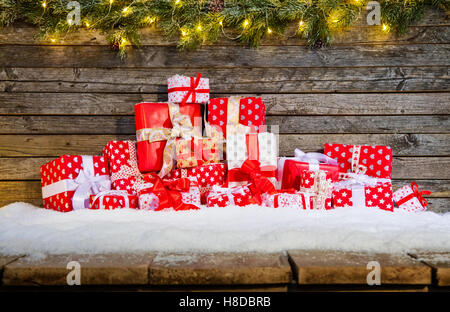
[267,28,272,34]
[243,19,249,28]
[42,1,46,8]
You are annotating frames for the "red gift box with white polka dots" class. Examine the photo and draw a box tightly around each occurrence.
[324,143,393,179]
[207,185,258,208]
[332,181,394,212]
[40,155,109,212]
[89,194,138,210]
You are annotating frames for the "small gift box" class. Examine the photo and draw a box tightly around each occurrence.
[207,185,258,208]
[262,191,308,209]
[208,96,266,138]
[175,137,220,169]
[89,191,138,210]
[324,143,393,180]
[166,163,227,204]
[137,175,201,211]
[332,174,394,211]
[299,170,334,210]
[40,155,111,212]
[226,125,277,187]
[277,148,339,190]
[103,140,154,195]
[168,73,209,104]
[135,102,202,175]
[393,182,431,213]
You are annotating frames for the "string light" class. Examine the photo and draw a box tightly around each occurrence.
[181,30,187,36]
[146,17,155,24]
[120,38,127,45]
[197,24,202,31]
[267,28,272,34]
[175,0,181,5]
[243,19,249,28]
[219,20,223,26]
[50,38,56,43]
[382,24,390,32]
[109,0,113,4]
[85,22,90,28]
[42,1,46,8]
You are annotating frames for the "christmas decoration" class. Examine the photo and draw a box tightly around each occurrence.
[324,143,393,180]
[207,184,258,208]
[208,96,266,138]
[3,1,443,54]
[175,137,220,169]
[165,163,227,204]
[300,170,333,210]
[134,102,201,175]
[40,155,111,212]
[89,191,138,210]
[277,148,339,190]
[168,73,210,105]
[393,182,432,213]
[333,174,394,212]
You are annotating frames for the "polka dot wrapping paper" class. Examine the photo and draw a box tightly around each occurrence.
[168,74,209,104]
[324,143,393,179]
[207,185,259,208]
[393,183,431,213]
[89,193,138,210]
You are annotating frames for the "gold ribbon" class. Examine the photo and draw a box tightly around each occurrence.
[136,103,198,178]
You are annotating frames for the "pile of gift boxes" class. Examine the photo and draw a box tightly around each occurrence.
[40,73,431,213]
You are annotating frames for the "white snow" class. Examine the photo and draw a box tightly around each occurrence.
[0,202,449,256]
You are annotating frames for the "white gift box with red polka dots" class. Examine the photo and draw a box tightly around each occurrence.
[167,74,209,104]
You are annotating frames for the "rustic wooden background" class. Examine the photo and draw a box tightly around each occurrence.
[0,8,449,211]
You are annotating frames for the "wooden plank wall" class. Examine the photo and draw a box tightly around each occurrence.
[0,8,449,211]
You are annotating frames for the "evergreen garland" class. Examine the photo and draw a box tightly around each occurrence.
[0,0,448,56]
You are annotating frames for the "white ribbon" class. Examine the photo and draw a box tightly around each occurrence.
[41,155,111,210]
[91,190,131,210]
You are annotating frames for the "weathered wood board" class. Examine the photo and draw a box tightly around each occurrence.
[411,252,450,286]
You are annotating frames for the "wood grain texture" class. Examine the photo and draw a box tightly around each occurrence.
[411,252,450,286]
[288,250,431,285]
[0,181,448,212]
[1,67,449,93]
[1,44,449,68]
[0,134,448,157]
[1,115,449,134]
[1,92,449,115]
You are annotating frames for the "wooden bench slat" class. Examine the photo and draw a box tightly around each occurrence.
[2,253,156,286]
[411,252,450,286]
[149,252,291,285]
[288,250,431,285]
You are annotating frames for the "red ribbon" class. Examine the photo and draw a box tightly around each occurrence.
[396,182,431,208]
[227,159,277,205]
[139,174,200,211]
[168,73,209,105]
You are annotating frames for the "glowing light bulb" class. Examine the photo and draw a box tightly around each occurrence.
[85,22,90,28]
[382,24,389,32]
[122,7,128,13]
[42,1,46,8]
[299,20,304,26]
[197,25,202,31]
[175,0,180,4]
[219,20,223,26]
[243,19,249,28]
[109,0,113,4]
[181,30,186,36]
[267,28,272,34]
[50,38,56,43]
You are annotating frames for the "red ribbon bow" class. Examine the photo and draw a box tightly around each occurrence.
[168,73,209,105]
[396,182,431,208]
[228,159,277,204]
[139,174,200,211]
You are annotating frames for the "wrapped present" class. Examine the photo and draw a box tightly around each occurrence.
[175,137,220,169]
[393,182,431,213]
[324,143,392,180]
[166,163,227,204]
[277,148,339,190]
[208,96,266,138]
[40,155,111,212]
[168,73,209,105]
[262,191,313,209]
[103,140,155,195]
[299,170,334,210]
[137,175,201,211]
[89,191,138,210]
[332,174,394,211]
[135,102,202,175]
[226,126,277,187]
[207,185,259,208]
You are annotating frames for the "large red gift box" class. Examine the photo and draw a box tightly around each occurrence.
[207,185,259,208]
[324,143,392,179]
[332,176,394,212]
[89,192,138,210]
[40,155,111,212]
[277,149,339,190]
[208,96,266,138]
[134,102,202,175]
[165,163,227,204]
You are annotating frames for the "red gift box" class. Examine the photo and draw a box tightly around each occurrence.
[165,163,227,204]
[332,175,394,211]
[324,143,392,180]
[208,96,266,138]
[40,155,111,212]
[89,191,138,210]
[207,185,259,208]
[262,191,316,209]
[277,149,339,190]
[134,102,201,175]
[299,170,334,210]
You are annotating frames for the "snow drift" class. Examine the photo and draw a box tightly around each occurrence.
[0,202,449,256]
